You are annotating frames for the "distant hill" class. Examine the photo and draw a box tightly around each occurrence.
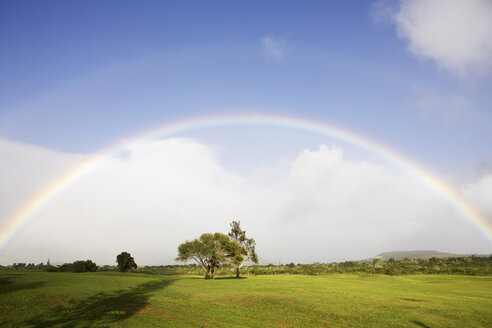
[372,250,488,261]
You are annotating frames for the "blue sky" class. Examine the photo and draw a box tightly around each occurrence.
[1,0,490,167]
[0,0,491,264]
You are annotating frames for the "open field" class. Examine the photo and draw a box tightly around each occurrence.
[0,271,491,327]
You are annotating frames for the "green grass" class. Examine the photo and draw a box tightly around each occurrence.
[0,271,491,327]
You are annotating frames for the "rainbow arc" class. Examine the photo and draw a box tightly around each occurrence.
[1,114,490,255]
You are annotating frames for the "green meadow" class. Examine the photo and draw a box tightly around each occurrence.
[1,271,491,328]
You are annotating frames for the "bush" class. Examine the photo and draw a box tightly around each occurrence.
[44,260,98,273]
[72,260,98,273]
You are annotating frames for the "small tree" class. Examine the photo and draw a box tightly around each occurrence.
[177,233,240,279]
[228,220,258,278]
[116,252,137,272]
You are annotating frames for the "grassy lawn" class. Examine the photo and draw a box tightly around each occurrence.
[0,271,491,327]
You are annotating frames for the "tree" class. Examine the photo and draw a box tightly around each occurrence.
[116,252,137,272]
[228,220,258,278]
[72,260,98,273]
[176,232,240,279]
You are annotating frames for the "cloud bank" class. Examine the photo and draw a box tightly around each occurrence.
[383,0,492,77]
[0,137,490,265]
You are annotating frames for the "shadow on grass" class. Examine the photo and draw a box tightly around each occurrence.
[23,278,175,328]
[214,276,248,280]
[188,276,248,280]
[0,274,45,295]
[412,320,432,328]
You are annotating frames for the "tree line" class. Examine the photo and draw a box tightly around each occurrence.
[6,255,490,277]
[3,220,491,277]
[130,255,492,276]
[35,252,137,273]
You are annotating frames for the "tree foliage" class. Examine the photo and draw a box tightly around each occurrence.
[38,260,97,272]
[116,251,137,272]
[176,232,241,279]
[72,260,98,272]
[228,220,258,277]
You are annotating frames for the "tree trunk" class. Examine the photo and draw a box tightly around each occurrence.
[236,266,240,278]
[203,264,211,279]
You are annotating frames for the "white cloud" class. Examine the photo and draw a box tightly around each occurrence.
[390,0,492,77]
[0,139,490,265]
[463,174,492,220]
[261,35,286,60]
[0,139,84,231]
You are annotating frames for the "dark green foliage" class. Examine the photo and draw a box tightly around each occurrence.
[58,263,73,272]
[41,260,97,273]
[12,263,26,268]
[116,252,137,272]
[132,255,492,277]
[72,260,98,273]
[11,262,46,270]
[241,256,492,276]
[45,265,60,272]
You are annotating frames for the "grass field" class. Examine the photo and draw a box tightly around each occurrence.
[0,271,491,327]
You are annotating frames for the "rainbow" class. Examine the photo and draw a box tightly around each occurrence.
[1,113,491,255]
